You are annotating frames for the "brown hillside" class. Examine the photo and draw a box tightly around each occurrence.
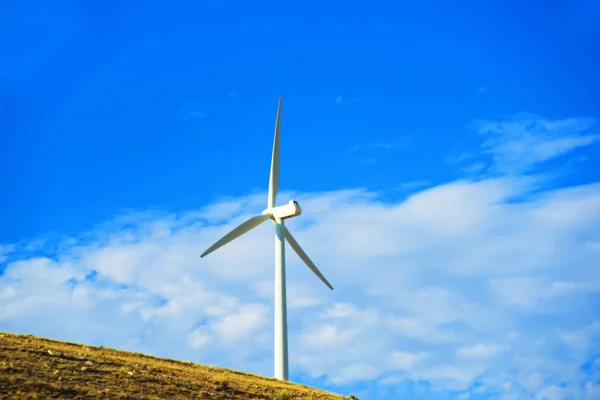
[0,332,349,400]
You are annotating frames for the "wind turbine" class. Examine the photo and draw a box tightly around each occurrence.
[200,95,333,381]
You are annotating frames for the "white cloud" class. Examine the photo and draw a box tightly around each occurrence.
[457,343,505,360]
[189,328,211,349]
[301,324,356,349]
[330,363,379,384]
[387,316,459,343]
[536,385,568,400]
[325,302,356,318]
[488,277,598,308]
[410,365,485,391]
[213,303,268,343]
[1,114,599,398]
[389,351,428,370]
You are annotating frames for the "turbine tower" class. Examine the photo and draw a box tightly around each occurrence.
[200,95,334,381]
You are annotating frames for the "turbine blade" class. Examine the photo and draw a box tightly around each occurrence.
[201,214,271,258]
[283,226,334,290]
[267,95,282,209]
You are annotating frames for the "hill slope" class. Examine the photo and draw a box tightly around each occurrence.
[0,332,347,400]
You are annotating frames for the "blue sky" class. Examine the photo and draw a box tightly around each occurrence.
[1,1,599,399]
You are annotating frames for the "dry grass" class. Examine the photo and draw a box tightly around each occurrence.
[0,331,349,400]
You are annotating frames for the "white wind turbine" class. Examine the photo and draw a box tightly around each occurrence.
[200,95,333,381]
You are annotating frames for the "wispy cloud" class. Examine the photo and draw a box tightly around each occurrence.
[346,144,360,157]
[0,244,15,263]
[448,114,599,179]
[189,110,205,118]
[179,101,206,120]
[1,113,599,399]
[345,145,377,165]
[445,152,476,165]
[335,95,359,108]
[394,180,431,193]
[346,137,413,166]
[477,114,599,175]
[371,137,413,151]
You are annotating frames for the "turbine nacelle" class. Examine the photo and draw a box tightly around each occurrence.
[263,200,302,220]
